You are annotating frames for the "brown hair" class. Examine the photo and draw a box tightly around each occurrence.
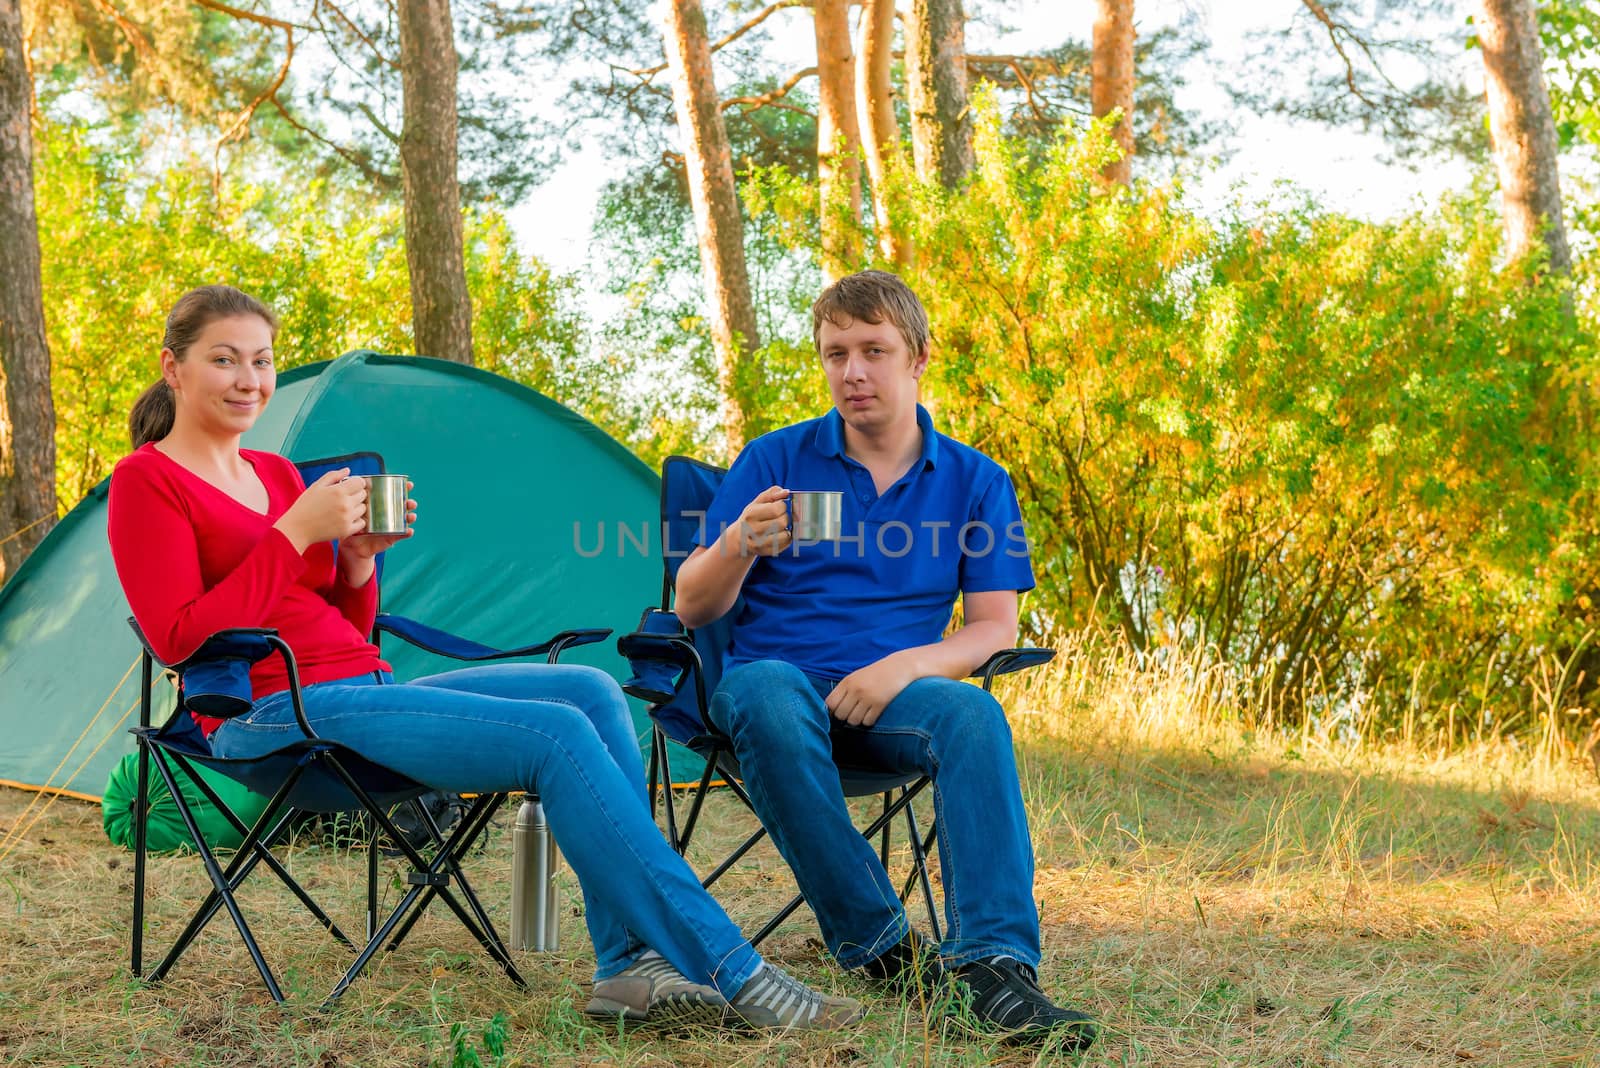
[129,286,280,448]
[810,269,931,360]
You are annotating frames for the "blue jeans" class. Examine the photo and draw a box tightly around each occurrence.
[709,659,1041,969]
[212,663,762,996]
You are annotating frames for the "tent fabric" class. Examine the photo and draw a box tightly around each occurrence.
[0,350,699,800]
[101,750,271,853]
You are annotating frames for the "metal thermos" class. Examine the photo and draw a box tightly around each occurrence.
[510,798,560,951]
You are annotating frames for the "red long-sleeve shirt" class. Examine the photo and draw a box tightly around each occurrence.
[108,444,390,732]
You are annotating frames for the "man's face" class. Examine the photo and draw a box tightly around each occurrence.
[818,314,928,438]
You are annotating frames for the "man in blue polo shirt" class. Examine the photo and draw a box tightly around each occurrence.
[675,270,1097,1048]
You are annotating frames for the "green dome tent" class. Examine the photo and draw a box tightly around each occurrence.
[0,351,693,802]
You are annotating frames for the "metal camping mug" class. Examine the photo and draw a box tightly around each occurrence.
[787,490,844,542]
[364,474,410,536]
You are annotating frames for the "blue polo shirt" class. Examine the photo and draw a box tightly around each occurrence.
[697,405,1034,679]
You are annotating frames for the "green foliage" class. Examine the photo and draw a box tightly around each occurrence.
[34,121,584,506]
[26,0,276,125]
[443,1012,509,1068]
[903,98,1592,723]
[1541,0,1600,150]
[741,93,1596,728]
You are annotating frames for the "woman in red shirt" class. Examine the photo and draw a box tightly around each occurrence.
[108,285,860,1032]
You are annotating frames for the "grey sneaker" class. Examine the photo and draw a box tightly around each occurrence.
[727,962,865,1031]
[584,950,728,1025]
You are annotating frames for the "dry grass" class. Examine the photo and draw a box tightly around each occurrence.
[3,634,1600,1067]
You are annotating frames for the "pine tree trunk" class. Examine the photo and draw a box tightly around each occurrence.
[398,0,474,363]
[0,0,56,584]
[1092,0,1135,185]
[1476,0,1570,273]
[813,0,862,282]
[907,0,974,189]
[856,0,911,266]
[663,0,760,451]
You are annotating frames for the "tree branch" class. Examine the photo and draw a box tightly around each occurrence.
[631,0,811,82]
[87,0,158,68]
[189,0,310,33]
[964,54,1083,125]
[1298,0,1409,105]
[722,66,818,113]
[355,99,401,144]
[314,0,399,71]
[271,97,396,187]
[211,21,294,147]
[964,53,1074,75]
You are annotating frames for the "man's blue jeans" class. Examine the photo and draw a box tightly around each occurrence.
[212,663,762,996]
[708,659,1041,969]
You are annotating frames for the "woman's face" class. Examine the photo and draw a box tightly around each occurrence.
[162,314,276,439]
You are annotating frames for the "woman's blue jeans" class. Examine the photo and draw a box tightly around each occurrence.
[211,663,762,996]
[709,659,1042,969]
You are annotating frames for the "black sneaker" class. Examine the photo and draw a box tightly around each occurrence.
[955,956,1098,1048]
[860,929,948,997]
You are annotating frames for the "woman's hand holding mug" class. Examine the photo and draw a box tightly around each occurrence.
[274,468,368,552]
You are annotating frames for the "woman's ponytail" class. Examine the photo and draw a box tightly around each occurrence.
[129,380,176,448]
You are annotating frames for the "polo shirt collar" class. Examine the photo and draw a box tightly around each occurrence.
[814,404,941,470]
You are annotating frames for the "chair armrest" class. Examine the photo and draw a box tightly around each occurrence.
[126,619,315,738]
[127,618,278,672]
[616,629,716,735]
[617,631,702,672]
[373,614,611,664]
[971,647,1056,692]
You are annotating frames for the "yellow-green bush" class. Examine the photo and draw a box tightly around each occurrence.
[899,103,1593,728]
[35,122,583,505]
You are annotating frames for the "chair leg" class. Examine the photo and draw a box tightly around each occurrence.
[659,742,682,853]
[386,791,503,946]
[880,793,892,870]
[330,854,525,1007]
[647,728,662,820]
[317,761,525,1004]
[165,751,353,947]
[368,818,380,943]
[153,805,338,980]
[902,796,942,944]
[676,755,719,852]
[700,827,768,890]
[324,882,434,1006]
[722,774,759,813]
[131,735,151,979]
[738,781,933,947]
[429,798,513,952]
[145,761,321,983]
[385,795,508,956]
[750,892,808,948]
[143,750,286,1001]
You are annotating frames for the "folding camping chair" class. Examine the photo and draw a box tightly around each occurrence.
[126,452,610,1006]
[617,455,1054,948]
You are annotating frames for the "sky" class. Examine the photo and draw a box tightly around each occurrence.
[508,0,1480,274]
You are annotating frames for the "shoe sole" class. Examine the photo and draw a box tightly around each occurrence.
[942,1012,1098,1049]
[727,1002,867,1031]
[583,994,728,1026]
